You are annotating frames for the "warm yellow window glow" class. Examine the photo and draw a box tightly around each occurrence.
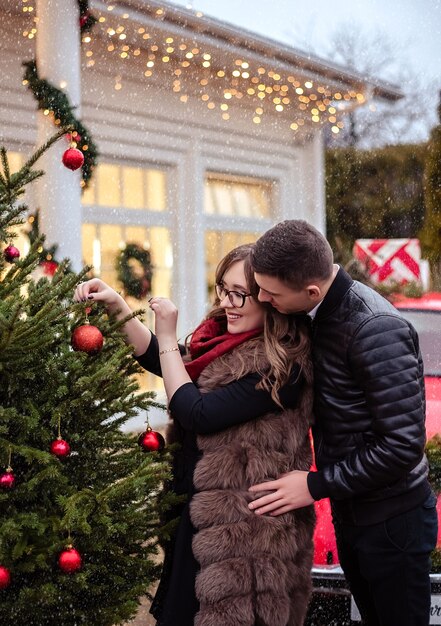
[82,177,95,205]
[99,224,123,285]
[80,157,169,394]
[122,166,144,208]
[97,163,120,207]
[81,224,171,296]
[204,174,272,218]
[82,162,167,211]
[0,151,23,176]
[81,223,172,392]
[205,230,261,299]
[204,173,273,297]
[81,223,95,270]
[146,169,167,211]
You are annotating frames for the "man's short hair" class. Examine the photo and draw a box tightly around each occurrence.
[251,220,334,290]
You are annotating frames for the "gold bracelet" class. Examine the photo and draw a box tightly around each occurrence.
[159,346,180,356]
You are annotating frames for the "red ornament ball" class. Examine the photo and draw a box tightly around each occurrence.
[58,547,82,574]
[4,245,20,263]
[0,470,15,489]
[79,13,89,28]
[138,428,165,452]
[0,566,11,590]
[71,324,104,355]
[40,260,59,277]
[62,147,84,171]
[50,438,71,458]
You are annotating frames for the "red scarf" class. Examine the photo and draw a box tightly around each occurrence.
[184,317,263,382]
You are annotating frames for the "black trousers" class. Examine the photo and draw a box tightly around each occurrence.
[333,492,438,626]
[152,504,199,626]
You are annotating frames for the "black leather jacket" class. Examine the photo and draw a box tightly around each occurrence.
[307,267,430,525]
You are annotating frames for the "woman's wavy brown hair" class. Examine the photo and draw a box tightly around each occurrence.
[205,243,311,407]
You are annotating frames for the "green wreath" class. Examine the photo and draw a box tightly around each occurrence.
[116,243,153,299]
[23,61,98,188]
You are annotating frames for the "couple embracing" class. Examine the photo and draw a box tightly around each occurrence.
[75,220,436,626]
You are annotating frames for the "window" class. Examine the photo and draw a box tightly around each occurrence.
[204,173,272,218]
[82,161,171,392]
[81,224,172,296]
[82,162,167,211]
[204,173,274,299]
[81,161,171,293]
[205,230,261,299]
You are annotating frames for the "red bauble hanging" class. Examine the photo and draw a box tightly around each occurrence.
[50,438,71,458]
[0,566,11,590]
[62,147,84,171]
[3,245,20,263]
[40,260,59,277]
[71,323,104,355]
[138,427,165,452]
[58,547,82,574]
[0,469,15,489]
[79,12,89,28]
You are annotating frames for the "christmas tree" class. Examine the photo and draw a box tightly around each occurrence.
[0,132,172,625]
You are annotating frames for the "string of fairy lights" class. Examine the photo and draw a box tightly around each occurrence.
[19,0,369,135]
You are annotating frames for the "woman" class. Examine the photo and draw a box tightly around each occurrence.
[74,244,315,626]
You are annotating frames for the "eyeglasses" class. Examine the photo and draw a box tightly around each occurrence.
[215,284,252,308]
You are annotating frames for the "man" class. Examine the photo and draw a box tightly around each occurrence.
[248,219,437,626]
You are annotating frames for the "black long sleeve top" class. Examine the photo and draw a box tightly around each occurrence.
[136,333,303,435]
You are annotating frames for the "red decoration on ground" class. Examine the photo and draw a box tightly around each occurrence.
[71,324,104,355]
[0,469,15,489]
[62,147,84,171]
[138,428,165,452]
[3,245,20,263]
[0,566,11,589]
[58,547,82,574]
[50,438,71,458]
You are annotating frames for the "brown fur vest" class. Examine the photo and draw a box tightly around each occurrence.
[190,337,315,626]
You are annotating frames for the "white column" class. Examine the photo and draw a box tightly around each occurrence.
[298,131,327,235]
[35,0,82,270]
[172,140,207,337]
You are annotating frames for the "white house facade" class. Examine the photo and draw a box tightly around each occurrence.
[1,0,401,340]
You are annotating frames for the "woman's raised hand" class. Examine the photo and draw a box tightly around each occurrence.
[148,297,178,340]
[75,278,151,355]
[74,278,122,309]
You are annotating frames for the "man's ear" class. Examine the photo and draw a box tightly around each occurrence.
[305,284,322,301]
